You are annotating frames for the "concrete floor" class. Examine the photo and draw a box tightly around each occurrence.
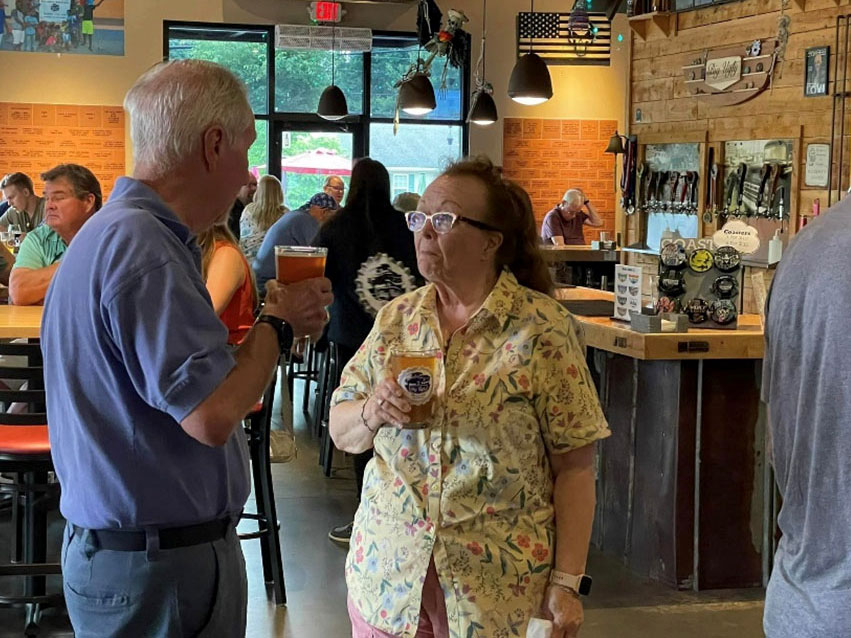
[0,377,766,637]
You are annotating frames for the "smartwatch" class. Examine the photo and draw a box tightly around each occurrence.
[549,570,593,596]
[255,314,294,355]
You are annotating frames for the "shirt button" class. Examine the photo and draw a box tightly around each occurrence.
[431,439,440,452]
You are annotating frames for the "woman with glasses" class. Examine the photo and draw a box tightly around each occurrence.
[330,157,610,638]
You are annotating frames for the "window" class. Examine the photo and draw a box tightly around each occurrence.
[165,23,469,191]
[275,49,364,114]
[167,26,270,115]
[369,123,463,196]
[370,43,463,121]
[392,173,409,198]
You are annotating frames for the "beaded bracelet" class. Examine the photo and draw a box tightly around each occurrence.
[361,398,377,433]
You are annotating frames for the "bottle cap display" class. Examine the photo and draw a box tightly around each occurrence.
[710,299,737,325]
[714,246,741,272]
[712,275,738,299]
[688,248,714,273]
[658,269,686,296]
[660,243,687,269]
[685,297,709,323]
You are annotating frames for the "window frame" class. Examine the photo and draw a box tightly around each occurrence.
[163,21,471,177]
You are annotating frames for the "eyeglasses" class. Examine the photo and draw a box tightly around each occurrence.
[405,210,501,235]
[327,184,345,193]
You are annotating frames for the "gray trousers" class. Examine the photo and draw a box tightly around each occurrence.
[61,522,247,638]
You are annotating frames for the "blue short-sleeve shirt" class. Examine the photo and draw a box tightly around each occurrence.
[42,177,249,530]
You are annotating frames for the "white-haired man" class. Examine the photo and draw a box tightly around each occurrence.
[41,60,333,637]
[540,188,603,246]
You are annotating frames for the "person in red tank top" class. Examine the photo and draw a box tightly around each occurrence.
[197,223,257,345]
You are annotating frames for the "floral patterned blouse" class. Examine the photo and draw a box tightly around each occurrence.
[332,269,610,638]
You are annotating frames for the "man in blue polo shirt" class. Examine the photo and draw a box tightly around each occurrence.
[41,60,332,637]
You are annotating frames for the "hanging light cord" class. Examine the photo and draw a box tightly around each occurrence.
[529,0,535,53]
[474,0,487,90]
[331,27,336,86]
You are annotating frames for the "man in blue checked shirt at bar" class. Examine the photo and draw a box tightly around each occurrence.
[41,60,332,637]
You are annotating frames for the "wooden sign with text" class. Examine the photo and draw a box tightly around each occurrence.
[682,40,777,107]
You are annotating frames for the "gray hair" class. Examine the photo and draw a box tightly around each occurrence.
[124,60,254,180]
[562,189,584,207]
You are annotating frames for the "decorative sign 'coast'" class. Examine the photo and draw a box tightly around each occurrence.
[713,220,761,255]
[705,56,742,91]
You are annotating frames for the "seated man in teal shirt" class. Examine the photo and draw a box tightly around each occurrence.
[9,164,102,306]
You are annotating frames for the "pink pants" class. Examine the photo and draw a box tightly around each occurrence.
[348,558,449,638]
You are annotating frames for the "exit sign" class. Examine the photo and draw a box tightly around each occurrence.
[311,2,342,23]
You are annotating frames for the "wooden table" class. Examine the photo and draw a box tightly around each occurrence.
[0,305,43,339]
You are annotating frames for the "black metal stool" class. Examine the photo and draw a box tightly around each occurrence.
[238,370,286,606]
[0,341,62,636]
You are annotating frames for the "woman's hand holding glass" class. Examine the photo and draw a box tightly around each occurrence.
[364,379,411,431]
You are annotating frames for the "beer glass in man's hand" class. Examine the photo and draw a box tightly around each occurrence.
[274,246,329,354]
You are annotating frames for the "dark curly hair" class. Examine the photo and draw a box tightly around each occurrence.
[441,156,553,295]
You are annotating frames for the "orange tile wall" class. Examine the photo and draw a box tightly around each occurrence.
[502,117,617,244]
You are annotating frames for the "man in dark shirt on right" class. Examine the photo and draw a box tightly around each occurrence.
[762,199,851,637]
[228,173,257,238]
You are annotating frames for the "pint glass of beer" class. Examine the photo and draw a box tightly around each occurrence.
[275,246,327,285]
[390,349,440,429]
[274,246,328,354]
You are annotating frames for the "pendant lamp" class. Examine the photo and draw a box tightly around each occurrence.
[508,0,553,105]
[318,28,348,120]
[468,0,498,126]
[399,72,437,116]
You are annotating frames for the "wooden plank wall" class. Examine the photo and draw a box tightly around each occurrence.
[628,0,849,230]
[625,0,847,312]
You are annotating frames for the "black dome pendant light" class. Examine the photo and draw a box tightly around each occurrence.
[508,0,553,105]
[318,27,348,120]
[468,0,498,126]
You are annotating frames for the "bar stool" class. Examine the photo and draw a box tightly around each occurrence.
[317,343,340,477]
[0,341,62,637]
[287,341,324,420]
[238,370,286,606]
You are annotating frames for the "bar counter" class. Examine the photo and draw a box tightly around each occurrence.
[557,287,767,592]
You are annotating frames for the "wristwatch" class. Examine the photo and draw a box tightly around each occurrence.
[549,570,593,596]
[255,314,294,355]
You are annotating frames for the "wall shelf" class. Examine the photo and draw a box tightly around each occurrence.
[629,12,677,41]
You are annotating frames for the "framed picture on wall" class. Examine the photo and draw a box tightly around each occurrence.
[804,46,829,97]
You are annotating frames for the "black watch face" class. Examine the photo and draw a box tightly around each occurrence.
[685,297,709,323]
[655,295,679,314]
[711,299,737,325]
[578,575,593,596]
[688,248,714,273]
[660,243,687,269]
[658,269,685,296]
[712,275,738,299]
[714,246,741,272]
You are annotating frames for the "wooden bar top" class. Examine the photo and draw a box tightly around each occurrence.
[556,287,764,361]
[539,245,621,263]
[0,305,43,339]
